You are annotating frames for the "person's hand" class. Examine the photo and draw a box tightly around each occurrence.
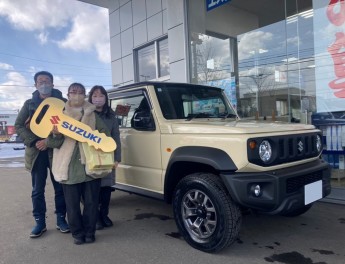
[51,125,60,135]
[113,161,119,169]
[36,139,47,151]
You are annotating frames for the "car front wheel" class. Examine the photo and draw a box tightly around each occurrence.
[173,173,241,253]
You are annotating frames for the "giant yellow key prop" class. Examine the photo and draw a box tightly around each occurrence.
[30,97,116,152]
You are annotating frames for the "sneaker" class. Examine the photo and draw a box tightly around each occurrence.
[56,215,70,233]
[30,224,47,238]
[102,216,113,228]
[96,219,104,230]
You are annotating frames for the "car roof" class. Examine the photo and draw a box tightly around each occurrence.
[107,81,223,93]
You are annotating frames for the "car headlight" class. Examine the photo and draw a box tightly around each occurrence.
[316,134,322,153]
[259,140,272,162]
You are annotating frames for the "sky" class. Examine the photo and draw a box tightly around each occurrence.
[0,0,112,112]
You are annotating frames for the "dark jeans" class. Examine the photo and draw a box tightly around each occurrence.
[62,179,101,239]
[99,186,112,217]
[31,150,66,219]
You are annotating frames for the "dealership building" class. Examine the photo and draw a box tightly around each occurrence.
[80,0,345,200]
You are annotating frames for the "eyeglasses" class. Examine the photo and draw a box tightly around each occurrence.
[37,81,53,86]
[68,91,85,95]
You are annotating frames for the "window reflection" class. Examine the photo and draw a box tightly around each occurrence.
[187,0,317,123]
[137,44,155,81]
[190,33,231,84]
[159,38,170,77]
[136,38,170,81]
[237,22,287,119]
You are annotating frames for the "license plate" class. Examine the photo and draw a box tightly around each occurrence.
[304,180,322,205]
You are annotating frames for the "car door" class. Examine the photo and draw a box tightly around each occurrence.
[109,89,163,194]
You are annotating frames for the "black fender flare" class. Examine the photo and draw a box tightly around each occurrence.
[164,146,237,201]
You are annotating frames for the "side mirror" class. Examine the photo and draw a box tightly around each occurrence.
[132,111,155,131]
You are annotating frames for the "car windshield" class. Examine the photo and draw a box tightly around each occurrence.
[154,84,237,120]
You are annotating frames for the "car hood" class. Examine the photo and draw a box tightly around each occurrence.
[167,120,316,134]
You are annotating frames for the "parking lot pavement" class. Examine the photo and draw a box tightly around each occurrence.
[0,157,344,264]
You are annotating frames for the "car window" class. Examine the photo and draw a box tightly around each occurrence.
[154,85,235,120]
[110,91,154,130]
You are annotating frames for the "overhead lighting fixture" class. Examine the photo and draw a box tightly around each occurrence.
[286,9,313,23]
[300,9,313,18]
[287,14,298,24]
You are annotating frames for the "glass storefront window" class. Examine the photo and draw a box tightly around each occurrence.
[237,21,289,119]
[187,0,345,190]
[190,33,231,84]
[187,0,317,122]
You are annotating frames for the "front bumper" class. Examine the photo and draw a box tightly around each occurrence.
[220,159,331,215]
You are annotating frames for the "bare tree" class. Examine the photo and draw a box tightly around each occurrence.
[240,67,278,116]
[191,34,230,84]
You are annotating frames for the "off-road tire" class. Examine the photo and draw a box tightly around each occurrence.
[173,173,242,253]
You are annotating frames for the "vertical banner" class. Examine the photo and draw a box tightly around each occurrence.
[313,0,345,112]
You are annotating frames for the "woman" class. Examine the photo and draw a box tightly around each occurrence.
[88,85,121,230]
[52,83,110,245]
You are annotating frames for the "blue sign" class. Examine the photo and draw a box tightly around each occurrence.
[206,0,231,12]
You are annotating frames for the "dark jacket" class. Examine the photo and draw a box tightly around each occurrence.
[14,89,66,172]
[95,107,121,187]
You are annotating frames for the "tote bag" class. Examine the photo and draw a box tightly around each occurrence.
[82,142,114,178]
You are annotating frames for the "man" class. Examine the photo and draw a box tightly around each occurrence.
[15,71,69,238]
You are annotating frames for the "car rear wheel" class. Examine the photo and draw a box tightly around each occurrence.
[173,173,241,253]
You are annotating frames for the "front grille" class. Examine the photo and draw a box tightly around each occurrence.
[286,171,323,193]
[278,135,316,161]
[248,133,321,166]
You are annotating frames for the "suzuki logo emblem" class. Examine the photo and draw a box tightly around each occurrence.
[50,115,60,125]
[297,140,304,153]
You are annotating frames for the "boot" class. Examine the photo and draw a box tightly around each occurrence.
[30,217,47,238]
[96,217,104,230]
[99,187,113,228]
[102,215,113,227]
[56,214,70,233]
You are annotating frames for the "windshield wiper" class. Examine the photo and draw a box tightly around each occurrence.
[186,112,211,121]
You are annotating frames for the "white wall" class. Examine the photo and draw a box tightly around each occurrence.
[108,0,175,87]
[166,0,187,83]
[205,4,258,38]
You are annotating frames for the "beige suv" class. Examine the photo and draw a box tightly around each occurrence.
[108,82,331,253]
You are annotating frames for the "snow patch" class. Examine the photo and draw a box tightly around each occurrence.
[0,143,25,158]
